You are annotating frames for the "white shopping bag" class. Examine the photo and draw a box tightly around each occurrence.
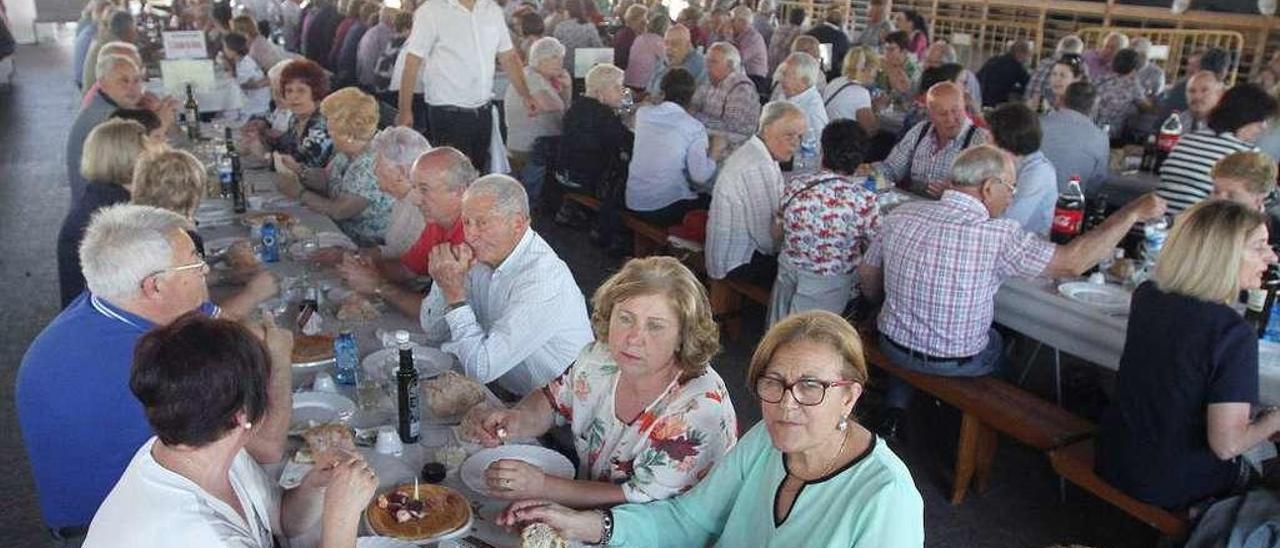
[488,104,510,175]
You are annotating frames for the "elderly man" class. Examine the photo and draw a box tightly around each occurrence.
[395,0,536,172]
[1211,151,1278,212]
[1155,47,1230,124]
[692,42,764,143]
[1083,31,1129,80]
[854,0,893,49]
[1040,82,1110,194]
[66,54,143,206]
[648,24,707,97]
[17,205,291,543]
[706,101,807,281]
[419,175,592,397]
[976,40,1031,107]
[877,82,991,197]
[80,41,139,109]
[1179,71,1224,133]
[804,7,850,81]
[729,6,769,86]
[923,40,983,107]
[356,7,396,90]
[342,147,475,319]
[1025,35,1087,108]
[859,146,1167,437]
[82,10,136,87]
[774,52,828,153]
[1131,37,1166,98]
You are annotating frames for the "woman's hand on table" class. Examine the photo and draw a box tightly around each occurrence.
[497,500,604,544]
[485,459,547,500]
[321,454,379,520]
[337,254,381,295]
[460,405,520,447]
[275,168,305,199]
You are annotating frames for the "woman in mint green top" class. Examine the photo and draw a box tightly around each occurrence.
[500,311,925,547]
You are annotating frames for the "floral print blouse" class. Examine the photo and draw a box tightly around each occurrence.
[276,111,334,168]
[779,170,881,276]
[544,342,738,503]
[327,149,395,248]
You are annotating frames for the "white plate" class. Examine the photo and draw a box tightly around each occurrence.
[289,392,356,434]
[1058,281,1132,315]
[461,445,575,496]
[356,537,420,548]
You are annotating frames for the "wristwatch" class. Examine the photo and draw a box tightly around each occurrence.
[445,301,468,313]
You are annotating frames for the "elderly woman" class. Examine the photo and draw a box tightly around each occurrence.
[552,0,603,73]
[1158,84,1280,215]
[131,150,279,320]
[626,68,718,227]
[1211,151,1278,212]
[624,13,668,91]
[773,52,828,156]
[989,103,1057,236]
[460,257,737,506]
[272,59,335,170]
[823,46,880,134]
[231,14,284,75]
[506,37,572,207]
[366,127,432,259]
[1098,200,1280,509]
[279,87,395,248]
[500,311,924,545]
[787,36,827,89]
[768,121,879,326]
[58,119,162,308]
[1045,53,1087,110]
[555,63,634,248]
[613,4,648,69]
[83,313,378,547]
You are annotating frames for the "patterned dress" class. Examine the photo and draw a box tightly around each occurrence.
[543,342,738,503]
[276,111,334,168]
[327,149,395,247]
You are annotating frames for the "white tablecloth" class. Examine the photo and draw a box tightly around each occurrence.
[995,277,1280,405]
[147,75,245,114]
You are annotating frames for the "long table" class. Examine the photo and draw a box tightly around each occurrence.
[197,167,528,548]
[994,276,1280,406]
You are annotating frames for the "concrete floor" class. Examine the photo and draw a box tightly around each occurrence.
[0,28,1162,547]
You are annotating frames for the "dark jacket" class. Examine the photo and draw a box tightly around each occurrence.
[976,53,1031,107]
[805,22,850,82]
[302,2,341,65]
[57,183,131,308]
[557,96,634,194]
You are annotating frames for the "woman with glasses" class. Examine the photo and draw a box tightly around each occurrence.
[458,257,737,508]
[1098,199,1280,509]
[498,311,923,547]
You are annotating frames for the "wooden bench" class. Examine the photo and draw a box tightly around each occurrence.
[563,193,669,258]
[861,336,1096,504]
[1048,439,1191,539]
[709,277,772,341]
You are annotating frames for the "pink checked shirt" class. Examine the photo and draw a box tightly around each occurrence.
[864,191,1056,357]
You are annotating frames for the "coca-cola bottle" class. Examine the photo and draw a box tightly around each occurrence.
[1154,112,1183,173]
[1051,177,1086,244]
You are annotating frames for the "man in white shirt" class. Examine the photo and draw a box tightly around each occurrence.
[706,101,807,282]
[775,52,828,154]
[394,0,537,172]
[419,175,593,397]
[627,68,719,224]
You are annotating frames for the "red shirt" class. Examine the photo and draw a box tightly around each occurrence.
[400,218,466,275]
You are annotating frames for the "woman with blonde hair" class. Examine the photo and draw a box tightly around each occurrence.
[1098,199,1280,509]
[278,87,394,247]
[460,256,737,508]
[500,310,923,546]
[58,119,163,307]
[230,14,284,75]
[823,46,881,134]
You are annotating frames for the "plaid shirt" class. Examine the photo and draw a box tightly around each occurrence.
[706,136,784,279]
[865,191,1056,357]
[876,120,990,194]
[692,71,763,143]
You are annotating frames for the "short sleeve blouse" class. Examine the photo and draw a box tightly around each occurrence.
[327,150,395,247]
[543,342,738,503]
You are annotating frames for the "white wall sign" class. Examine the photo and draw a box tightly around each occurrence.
[162,30,209,60]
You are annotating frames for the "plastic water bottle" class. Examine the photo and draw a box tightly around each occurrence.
[334,330,359,385]
[260,220,279,263]
[795,134,819,173]
[1263,303,1280,343]
[1142,216,1170,265]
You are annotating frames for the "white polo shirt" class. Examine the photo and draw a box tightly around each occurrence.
[403,0,514,108]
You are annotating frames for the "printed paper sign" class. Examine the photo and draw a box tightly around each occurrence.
[163,30,208,60]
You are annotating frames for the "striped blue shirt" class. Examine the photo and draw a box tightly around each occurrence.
[1157,130,1257,214]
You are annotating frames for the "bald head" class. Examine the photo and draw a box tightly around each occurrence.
[926,82,969,142]
[1187,70,1226,120]
[411,147,477,225]
[664,24,692,63]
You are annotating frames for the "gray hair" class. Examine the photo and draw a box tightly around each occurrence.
[709,42,741,72]
[100,40,139,56]
[371,127,432,170]
[1056,35,1084,56]
[80,204,190,301]
[419,146,479,193]
[465,174,529,217]
[107,10,135,39]
[759,100,804,133]
[1103,31,1130,49]
[731,5,753,21]
[585,63,624,98]
[528,36,567,67]
[1132,37,1153,55]
[950,145,1012,188]
[782,52,822,89]
[96,53,139,83]
[932,41,958,64]
[646,13,669,35]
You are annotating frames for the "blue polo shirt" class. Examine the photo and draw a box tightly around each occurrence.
[15,292,218,528]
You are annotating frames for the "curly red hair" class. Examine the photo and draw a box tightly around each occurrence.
[278,59,329,102]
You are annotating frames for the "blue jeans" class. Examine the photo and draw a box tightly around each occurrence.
[519,136,559,205]
[879,328,1006,410]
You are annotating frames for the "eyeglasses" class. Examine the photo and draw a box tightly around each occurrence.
[153,259,210,278]
[992,177,1018,195]
[754,376,857,406]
